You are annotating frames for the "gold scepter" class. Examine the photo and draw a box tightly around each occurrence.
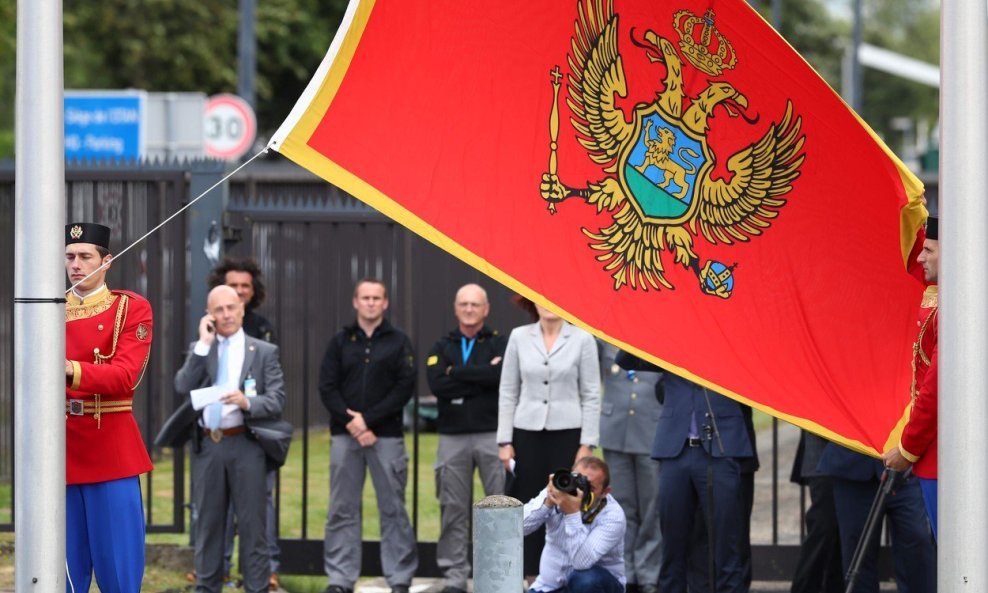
[545,65,563,213]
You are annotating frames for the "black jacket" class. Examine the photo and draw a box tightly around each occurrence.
[244,310,276,343]
[426,325,507,434]
[318,318,416,437]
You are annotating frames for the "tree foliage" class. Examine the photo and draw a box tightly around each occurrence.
[0,0,347,157]
[0,0,939,161]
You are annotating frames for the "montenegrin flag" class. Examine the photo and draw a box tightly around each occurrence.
[270,0,928,456]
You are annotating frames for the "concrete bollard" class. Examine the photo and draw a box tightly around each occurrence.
[473,495,524,593]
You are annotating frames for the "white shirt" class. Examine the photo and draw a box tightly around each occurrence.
[194,328,246,428]
[523,489,626,591]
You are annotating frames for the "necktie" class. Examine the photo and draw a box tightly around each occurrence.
[206,338,229,430]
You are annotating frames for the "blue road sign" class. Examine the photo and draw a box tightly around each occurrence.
[64,91,146,160]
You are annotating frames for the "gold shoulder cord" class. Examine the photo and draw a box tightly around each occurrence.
[909,306,938,402]
[90,294,130,428]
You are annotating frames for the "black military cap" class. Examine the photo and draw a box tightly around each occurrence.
[65,223,111,249]
[926,217,938,241]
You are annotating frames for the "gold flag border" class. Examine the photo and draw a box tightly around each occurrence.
[269,0,927,458]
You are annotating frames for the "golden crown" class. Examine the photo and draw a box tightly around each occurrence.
[673,9,737,77]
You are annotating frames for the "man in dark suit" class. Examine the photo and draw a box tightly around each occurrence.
[788,431,842,593]
[174,285,286,593]
[617,353,752,593]
[816,443,935,593]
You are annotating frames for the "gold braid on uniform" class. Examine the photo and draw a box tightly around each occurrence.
[909,287,938,403]
[90,294,130,429]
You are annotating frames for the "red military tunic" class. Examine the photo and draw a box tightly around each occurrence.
[65,286,154,485]
[899,285,938,479]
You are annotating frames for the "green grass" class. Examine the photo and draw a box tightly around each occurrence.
[144,429,484,545]
[0,430,480,591]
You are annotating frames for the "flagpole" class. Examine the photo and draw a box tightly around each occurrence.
[940,1,988,591]
[14,0,66,591]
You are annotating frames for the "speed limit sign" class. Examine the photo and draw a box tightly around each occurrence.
[204,94,257,160]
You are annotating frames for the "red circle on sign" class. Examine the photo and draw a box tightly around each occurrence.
[204,94,257,160]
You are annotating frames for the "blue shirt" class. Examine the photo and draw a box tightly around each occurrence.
[523,489,626,590]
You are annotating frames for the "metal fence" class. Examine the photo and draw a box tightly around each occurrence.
[1,159,919,580]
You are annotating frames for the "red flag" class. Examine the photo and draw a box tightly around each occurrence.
[271,0,927,456]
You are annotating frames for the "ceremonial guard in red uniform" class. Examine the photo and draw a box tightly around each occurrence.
[64,222,153,593]
[884,216,939,539]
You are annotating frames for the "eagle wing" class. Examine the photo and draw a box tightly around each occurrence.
[567,0,632,174]
[693,101,806,244]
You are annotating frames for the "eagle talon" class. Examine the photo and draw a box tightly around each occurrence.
[540,172,568,206]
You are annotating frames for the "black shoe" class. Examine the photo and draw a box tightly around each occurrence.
[322,586,354,593]
[391,586,411,593]
[442,587,468,593]
[625,585,640,593]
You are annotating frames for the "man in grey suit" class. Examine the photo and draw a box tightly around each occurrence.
[598,342,662,593]
[175,285,286,593]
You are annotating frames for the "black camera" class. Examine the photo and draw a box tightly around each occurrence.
[552,468,591,498]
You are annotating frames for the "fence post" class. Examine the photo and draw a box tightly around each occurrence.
[473,495,523,593]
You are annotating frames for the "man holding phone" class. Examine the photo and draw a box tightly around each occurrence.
[175,285,286,593]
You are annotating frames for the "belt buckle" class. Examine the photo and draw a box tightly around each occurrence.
[687,437,702,447]
[68,400,85,416]
[210,429,223,443]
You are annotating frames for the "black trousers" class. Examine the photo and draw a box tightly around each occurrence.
[510,427,581,575]
[790,476,843,593]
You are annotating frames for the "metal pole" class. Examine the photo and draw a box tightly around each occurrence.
[850,0,864,111]
[14,0,66,592]
[940,1,988,591]
[772,0,781,31]
[473,495,523,593]
[238,0,257,113]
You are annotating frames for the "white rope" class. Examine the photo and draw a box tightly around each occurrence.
[68,148,269,293]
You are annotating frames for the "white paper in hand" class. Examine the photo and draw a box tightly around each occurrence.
[190,385,226,411]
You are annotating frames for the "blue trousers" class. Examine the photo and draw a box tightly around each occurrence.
[657,448,745,593]
[535,566,624,593]
[832,475,936,593]
[66,476,145,593]
[919,478,937,541]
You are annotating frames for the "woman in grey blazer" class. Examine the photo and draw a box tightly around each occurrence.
[497,298,601,574]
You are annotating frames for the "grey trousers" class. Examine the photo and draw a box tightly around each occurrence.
[435,432,505,590]
[323,435,418,588]
[604,449,662,586]
[192,433,270,593]
[224,469,280,575]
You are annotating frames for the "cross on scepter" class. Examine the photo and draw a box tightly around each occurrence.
[546,65,563,213]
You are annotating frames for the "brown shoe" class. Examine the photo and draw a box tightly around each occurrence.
[269,573,280,591]
[185,571,197,584]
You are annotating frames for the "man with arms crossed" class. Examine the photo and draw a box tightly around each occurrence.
[426,283,507,593]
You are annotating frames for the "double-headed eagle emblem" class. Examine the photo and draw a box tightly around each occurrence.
[540,1,806,298]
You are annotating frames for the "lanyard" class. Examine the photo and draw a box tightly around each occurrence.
[461,336,477,364]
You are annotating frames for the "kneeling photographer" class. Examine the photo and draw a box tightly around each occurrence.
[523,457,626,593]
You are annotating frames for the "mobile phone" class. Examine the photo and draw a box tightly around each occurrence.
[206,320,216,333]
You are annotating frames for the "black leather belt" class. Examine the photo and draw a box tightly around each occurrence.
[686,437,703,447]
